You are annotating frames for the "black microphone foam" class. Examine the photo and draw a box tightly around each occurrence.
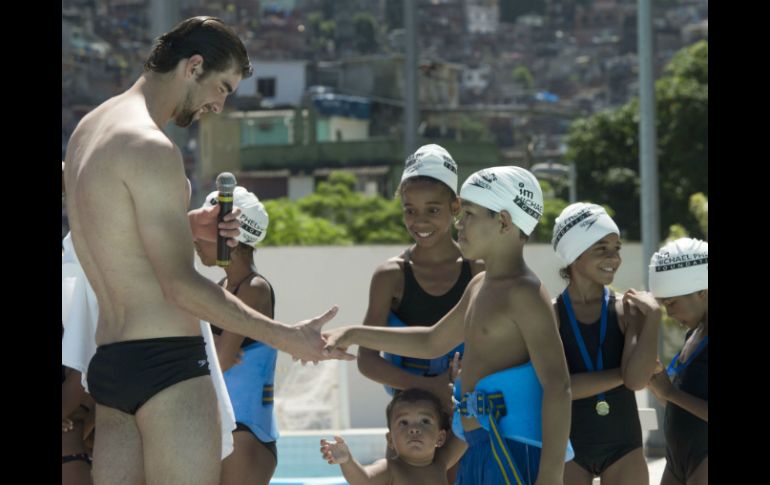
[215,172,237,267]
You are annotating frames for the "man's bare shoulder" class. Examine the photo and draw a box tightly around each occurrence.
[117,127,180,164]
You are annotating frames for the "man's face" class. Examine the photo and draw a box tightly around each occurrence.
[174,66,242,127]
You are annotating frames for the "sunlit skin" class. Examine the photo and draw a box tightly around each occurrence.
[193,238,218,267]
[454,199,499,261]
[401,179,459,251]
[172,65,239,127]
[569,234,622,289]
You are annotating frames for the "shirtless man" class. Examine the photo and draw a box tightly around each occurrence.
[63,17,352,485]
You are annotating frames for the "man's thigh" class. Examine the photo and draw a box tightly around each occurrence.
[92,404,145,485]
[136,375,221,485]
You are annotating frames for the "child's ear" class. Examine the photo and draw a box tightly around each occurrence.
[450,196,461,216]
[386,431,395,450]
[435,429,447,448]
[499,210,514,233]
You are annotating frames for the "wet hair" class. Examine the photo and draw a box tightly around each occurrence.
[396,176,456,202]
[559,266,571,281]
[385,388,450,431]
[144,16,252,79]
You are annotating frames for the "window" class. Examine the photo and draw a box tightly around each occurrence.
[257,77,276,98]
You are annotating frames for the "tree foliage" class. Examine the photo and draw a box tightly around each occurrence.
[261,171,411,246]
[565,41,708,241]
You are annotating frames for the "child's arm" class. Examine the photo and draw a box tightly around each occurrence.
[62,367,87,421]
[214,277,273,371]
[648,368,708,422]
[325,273,482,358]
[358,263,455,401]
[569,368,624,400]
[435,432,469,470]
[320,436,391,485]
[516,286,572,485]
[619,290,661,390]
[552,298,625,399]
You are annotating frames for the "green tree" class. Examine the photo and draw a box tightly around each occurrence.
[531,196,570,243]
[260,171,411,246]
[307,11,336,54]
[512,65,534,89]
[297,171,409,244]
[353,12,379,54]
[664,192,708,243]
[261,199,353,246]
[565,41,708,240]
[689,192,708,240]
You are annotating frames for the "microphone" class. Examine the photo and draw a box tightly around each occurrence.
[215,172,237,267]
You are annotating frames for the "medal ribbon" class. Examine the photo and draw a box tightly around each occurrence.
[563,286,609,406]
[667,335,708,378]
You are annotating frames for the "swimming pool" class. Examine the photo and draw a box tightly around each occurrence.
[270,428,387,484]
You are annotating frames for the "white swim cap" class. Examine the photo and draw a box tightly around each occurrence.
[203,186,269,247]
[649,238,708,298]
[401,144,458,195]
[459,166,543,236]
[552,202,620,265]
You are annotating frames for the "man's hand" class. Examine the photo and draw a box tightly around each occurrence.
[321,436,351,465]
[189,204,242,246]
[286,306,355,364]
[62,418,74,433]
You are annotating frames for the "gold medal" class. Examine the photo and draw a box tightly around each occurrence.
[596,400,610,416]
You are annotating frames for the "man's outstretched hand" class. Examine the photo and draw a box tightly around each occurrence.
[287,306,356,365]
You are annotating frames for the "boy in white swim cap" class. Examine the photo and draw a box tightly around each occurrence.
[326,166,573,485]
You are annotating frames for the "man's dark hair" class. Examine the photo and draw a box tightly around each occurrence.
[144,16,252,79]
[385,388,450,431]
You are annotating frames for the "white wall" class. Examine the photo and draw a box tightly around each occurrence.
[287,175,315,200]
[237,60,306,106]
[327,116,370,141]
[196,243,647,428]
[466,5,499,34]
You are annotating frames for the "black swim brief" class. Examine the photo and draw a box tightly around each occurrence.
[87,336,210,415]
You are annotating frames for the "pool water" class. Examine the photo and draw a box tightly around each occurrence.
[270,429,387,483]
